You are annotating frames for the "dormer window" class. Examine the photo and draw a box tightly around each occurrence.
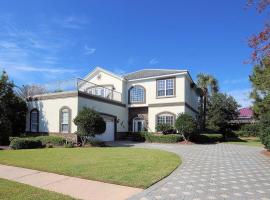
[157,78,175,97]
[129,85,145,103]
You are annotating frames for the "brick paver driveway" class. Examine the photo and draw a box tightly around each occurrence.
[111,142,270,200]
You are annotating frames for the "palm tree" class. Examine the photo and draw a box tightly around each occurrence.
[197,73,219,130]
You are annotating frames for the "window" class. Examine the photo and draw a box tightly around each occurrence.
[157,113,174,126]
[129,86,145,103]
[157,78,174,97]
[30,109,39,132]
[60,107,71,133]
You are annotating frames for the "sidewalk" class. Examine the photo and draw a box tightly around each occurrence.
[0,164,142,200]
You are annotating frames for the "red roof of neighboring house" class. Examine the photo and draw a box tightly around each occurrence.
[238,107,253,118]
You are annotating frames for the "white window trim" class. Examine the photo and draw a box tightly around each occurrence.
[157,78,175,97]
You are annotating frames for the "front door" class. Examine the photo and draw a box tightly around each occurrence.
[133,119,144,132]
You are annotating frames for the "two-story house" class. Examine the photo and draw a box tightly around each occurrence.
[26,67,200,141]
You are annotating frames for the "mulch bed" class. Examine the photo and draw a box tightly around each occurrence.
[261,150,270,157]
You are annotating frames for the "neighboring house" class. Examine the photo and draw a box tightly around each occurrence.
[230,107,256,125]
[26,67,200,141]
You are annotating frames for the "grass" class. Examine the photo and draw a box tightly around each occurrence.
[0,178,74,200]
[225,137,263,147]
[0,147,180,188]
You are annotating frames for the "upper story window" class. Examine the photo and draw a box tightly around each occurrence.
[30,109,39,132]
[129,85,145,103]
[157,113,175,126]
[60,107,71,133]
[157,78,174,97]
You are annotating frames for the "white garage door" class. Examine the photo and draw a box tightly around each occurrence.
[94,116,115,142]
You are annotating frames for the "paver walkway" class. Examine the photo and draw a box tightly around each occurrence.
[110,142,270,200]
[0,164,142,200]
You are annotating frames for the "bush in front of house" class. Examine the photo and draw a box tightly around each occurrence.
[175,114,197,142]
[9,138,43,150]
[143,132,182,143]
[156,124,175,134]
[35,136,66,146]
[191,133,223,144]
[74,107,106,146]
[237,123,260,137]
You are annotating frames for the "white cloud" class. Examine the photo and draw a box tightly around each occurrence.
[15,66,76,73]
[84,45,96,55]
[53,15,89,29]
[226,89,252,108]
[149,57,159,65]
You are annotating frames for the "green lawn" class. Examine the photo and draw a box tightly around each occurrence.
[0,178,74,200]
[225,137,263,147]
[0,147,180,188]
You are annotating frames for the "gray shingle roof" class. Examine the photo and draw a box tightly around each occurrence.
[123,69,186,80]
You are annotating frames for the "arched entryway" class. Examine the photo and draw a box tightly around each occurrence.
[132,117,145,132]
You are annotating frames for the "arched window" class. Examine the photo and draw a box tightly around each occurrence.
[59,107,71,133]
[156,112,175,126]
[129,86,145,103]
[30,109,39,132]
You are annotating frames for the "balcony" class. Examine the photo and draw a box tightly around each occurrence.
[77,78,122,102]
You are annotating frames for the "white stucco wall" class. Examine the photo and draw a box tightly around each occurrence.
[148,105,185,132]
[184,77,199,113]
[26,96,78,133]
[78,96,128,132]
[126,74,186,106]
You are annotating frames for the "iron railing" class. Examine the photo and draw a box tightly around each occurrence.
[77,78,122,102]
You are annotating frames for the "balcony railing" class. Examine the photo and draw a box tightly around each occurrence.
[77,78,122,102]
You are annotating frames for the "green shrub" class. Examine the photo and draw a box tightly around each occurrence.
[126,132,146,142]
[74,107,106,146]
[175,114,197,141]
[143,132,182,143]
[191,133,223,144]
[64,141,74,148]
[9,138,43,150]
[264,135,270,151]
[156,124,175,134]
[35,136,66,146]
[238,123,260,137]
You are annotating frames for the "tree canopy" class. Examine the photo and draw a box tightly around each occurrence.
[0,71,27,145]
[73,107,106,146]
[206,93,239,133]
[250,57,270,117]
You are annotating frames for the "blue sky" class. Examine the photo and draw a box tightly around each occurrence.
[0,0,266,107]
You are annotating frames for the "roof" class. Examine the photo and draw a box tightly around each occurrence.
[238,107,253,119]
[123,69,187,80]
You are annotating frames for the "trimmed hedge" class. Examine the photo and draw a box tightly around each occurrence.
[143,132,182,143]
[10,136,67,146]
[35,136,66,146]
[9,138,43,150]
[191,133,223,144]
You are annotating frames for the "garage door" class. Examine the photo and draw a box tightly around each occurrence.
[94,116,115,141]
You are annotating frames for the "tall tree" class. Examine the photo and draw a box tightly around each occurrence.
[250,57,270,117]
[247,0,270,62]
[0,71,27,145]
[196,73,219,130]
[16,84,47,100]
[206,93,239,135]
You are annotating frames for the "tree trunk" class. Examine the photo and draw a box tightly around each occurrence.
[202,95,207,131]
